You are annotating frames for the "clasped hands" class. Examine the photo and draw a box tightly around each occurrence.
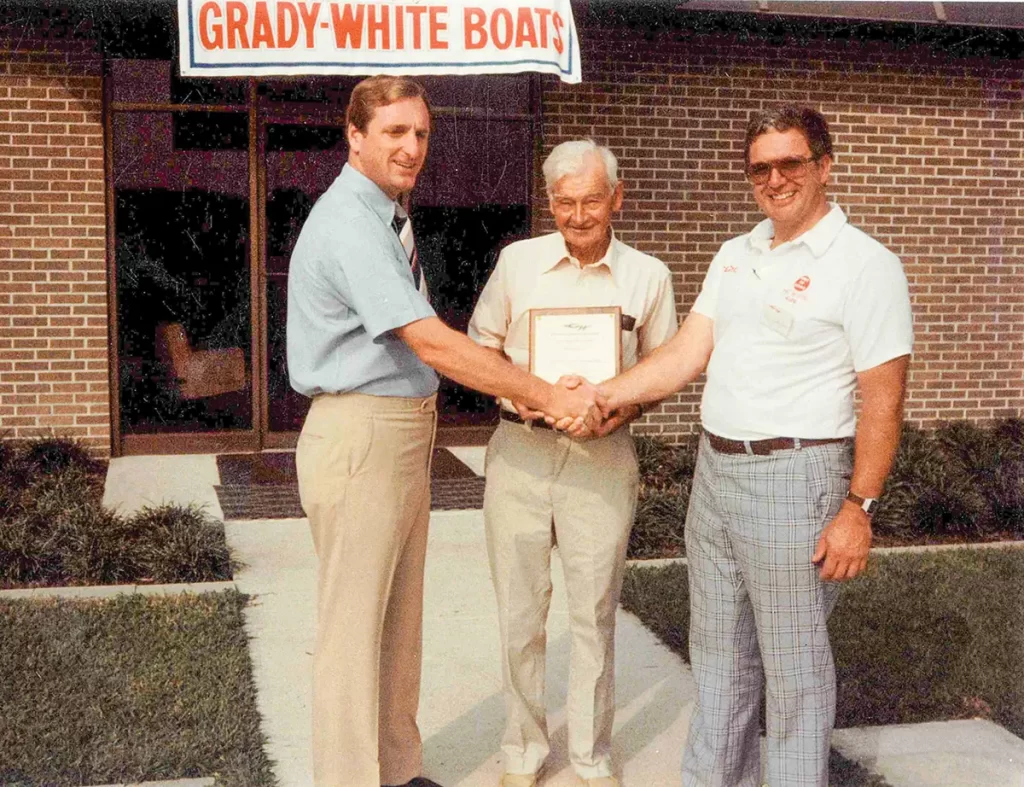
[513,375,637,440]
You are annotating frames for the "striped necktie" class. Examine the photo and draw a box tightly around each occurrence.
[392,211,422,292]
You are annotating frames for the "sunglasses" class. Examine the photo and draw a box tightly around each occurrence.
[746,155,821,185]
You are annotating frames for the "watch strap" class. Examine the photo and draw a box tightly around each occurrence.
[846,491,878,516]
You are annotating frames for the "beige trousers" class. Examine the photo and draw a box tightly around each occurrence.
[296,392,437,787]
[483,420,639,780]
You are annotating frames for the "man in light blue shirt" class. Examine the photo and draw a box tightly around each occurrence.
[287,161,438,399]
[287,75,601,787]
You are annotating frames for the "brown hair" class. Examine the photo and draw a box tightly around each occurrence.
[743,105,833,165]
[345,76,432,134]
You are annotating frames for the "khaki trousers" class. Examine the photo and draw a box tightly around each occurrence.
[296,392,437,787]
[483,420,639,780]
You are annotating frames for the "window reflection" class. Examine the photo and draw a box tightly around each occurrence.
[114,112,252,434]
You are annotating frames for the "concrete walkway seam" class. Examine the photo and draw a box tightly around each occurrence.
[85,779,214,787]
[0,580,238,601]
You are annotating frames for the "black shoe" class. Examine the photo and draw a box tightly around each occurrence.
[383,779,444,787]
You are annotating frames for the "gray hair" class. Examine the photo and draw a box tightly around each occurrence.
[542,140,619,193]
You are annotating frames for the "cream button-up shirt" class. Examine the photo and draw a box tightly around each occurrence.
[469,231,678,413]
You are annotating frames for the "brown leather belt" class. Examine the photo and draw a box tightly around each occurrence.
[500,409,554,431]
[703,429,849,456]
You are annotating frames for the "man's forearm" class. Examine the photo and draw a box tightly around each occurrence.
[849,355,910,498]
[601,312,714,411]
[849,406,903,498]
[397,318,552,410]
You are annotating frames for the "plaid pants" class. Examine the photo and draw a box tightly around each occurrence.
[681,434,852,787]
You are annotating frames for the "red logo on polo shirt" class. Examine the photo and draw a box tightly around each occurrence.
[723,265,738,273]
[794,275,811,292]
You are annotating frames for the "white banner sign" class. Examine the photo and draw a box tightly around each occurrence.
[178,0,581,82]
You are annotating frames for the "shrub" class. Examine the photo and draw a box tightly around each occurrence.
[21,435,107,478]
[629,434,698,559]
[990,460,1024,536]
[0,437,235,588]
[126,504,233,584]
[635,434,698,491]
[986,418,1024,535]
[873,424,993,541]
[630,487,689,559]
[875,419,1024,542]
[630,420,1024,557]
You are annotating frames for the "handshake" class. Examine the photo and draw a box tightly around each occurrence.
[513,375,637,440]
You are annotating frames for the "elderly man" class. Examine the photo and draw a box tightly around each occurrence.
[469,140,678,787]
[287,77,600,787]
[595,106,913,786]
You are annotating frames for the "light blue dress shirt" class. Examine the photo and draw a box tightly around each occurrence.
[286,164,438,398]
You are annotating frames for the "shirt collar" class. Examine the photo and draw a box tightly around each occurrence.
[541,230,620,276]
[748,203,848,257]
[338,163,402,225]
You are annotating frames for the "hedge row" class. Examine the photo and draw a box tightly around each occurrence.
[629,419,1024,559]
[0,437,234,588]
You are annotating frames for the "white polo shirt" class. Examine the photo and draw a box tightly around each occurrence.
[469,231,678,412]
[692,204,913,440]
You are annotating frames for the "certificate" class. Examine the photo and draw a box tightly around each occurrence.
[529,306,622,385]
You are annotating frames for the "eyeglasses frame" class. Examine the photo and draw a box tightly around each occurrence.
[745,154,823,185]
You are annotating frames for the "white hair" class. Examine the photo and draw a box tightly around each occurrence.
[542,140,618,193]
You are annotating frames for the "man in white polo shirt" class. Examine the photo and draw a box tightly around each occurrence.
[469,140,678,787]
[596,106,913,786]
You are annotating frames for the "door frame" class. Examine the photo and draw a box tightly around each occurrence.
[256,105,351,450]
[107,73,263,457]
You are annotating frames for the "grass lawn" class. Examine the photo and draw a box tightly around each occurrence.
[0,590,275,787]
[621,546,1024,783]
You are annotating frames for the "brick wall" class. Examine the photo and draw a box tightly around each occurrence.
[539,19,1024,440]
[2,12,1022,453]
[0,31,107,450]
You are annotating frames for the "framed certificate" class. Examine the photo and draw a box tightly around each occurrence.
[529,306,622,384]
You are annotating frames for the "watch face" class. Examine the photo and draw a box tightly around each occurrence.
[864,499,879,515]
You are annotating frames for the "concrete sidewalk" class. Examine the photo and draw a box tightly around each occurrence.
[102,451,693,786]
[101,451,1024,787]
[225,510,695,787]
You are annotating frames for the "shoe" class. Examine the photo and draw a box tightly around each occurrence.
[578,778,619,787]
[501,774,538,787]
[383,778,444,787]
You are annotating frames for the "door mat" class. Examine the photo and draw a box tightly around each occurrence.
[214,449,484,520]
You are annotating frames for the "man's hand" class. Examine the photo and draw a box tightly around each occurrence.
[545,375,603,434]
[812,503,872,581]
[590,404,642,438]
[546,375,586,431]
[511,399,547,421]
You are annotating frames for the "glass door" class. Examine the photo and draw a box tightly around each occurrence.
[110,59,257,454]
[261,114,350,444]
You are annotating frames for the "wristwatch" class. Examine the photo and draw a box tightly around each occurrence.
[846,491,878,516]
